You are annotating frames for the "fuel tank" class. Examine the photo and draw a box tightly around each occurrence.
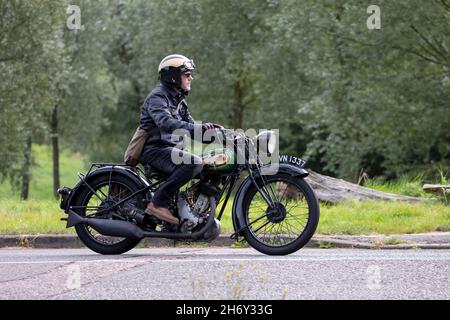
[201,146,236,173]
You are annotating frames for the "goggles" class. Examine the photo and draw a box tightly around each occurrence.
[181,59,196,72]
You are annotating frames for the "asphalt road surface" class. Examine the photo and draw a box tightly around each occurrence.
[0,247,449,300]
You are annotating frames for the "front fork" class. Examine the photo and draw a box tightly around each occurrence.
[230,169,280,240]
[247,167,280,208]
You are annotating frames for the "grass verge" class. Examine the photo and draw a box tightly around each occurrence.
[1,198,449,236]
[316,200,450,235]
[0,199,72,234]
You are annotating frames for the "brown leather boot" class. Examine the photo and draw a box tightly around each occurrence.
[145,202,179,225]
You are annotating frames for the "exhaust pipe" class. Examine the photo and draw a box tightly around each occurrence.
[67,210,144,239]
[66,196,217,240]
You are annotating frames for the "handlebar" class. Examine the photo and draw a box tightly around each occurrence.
[203,124,250,143]
[212,127,251,149]
[212,124,224,130]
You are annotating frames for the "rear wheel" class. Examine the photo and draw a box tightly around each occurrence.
[72,174,146,254]
[241,174,319,255]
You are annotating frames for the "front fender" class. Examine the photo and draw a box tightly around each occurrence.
[62,166,150,212]
[231,163,309,234]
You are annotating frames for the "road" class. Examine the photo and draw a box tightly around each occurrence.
[0,247,449,300]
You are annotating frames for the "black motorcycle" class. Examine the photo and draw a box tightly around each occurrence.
[58,129,319,255]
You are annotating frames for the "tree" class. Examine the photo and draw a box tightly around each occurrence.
[2,0,448,194]
[52,1,118,197]
[267,0,449,180]
[0,0,65,198]
[98,0,284,160]
[0,1,118,198]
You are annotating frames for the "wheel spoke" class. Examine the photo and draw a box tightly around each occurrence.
[286,202,308,211]
[246,178,312,248]
[81,181,142,246]
[252,220,271,235]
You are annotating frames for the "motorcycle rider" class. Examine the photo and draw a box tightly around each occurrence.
[138,54,219,226]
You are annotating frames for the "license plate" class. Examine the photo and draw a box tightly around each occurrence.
[278,154,306,168]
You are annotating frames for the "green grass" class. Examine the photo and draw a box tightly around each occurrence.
[316,200,450,235]
[379,237,410,245]
[363,174,430,198]
[0,199,72,234]
[0,144,89,200]
[317,241,334,249]
[0,144,89,234]
[0,144,449,236]
[1,198,449,236]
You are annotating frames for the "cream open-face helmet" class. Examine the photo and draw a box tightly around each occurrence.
[158,54,196,88]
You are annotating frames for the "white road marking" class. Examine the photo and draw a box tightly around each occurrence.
[1,256,450,265]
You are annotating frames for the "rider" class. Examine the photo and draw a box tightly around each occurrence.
[139,54,220,226]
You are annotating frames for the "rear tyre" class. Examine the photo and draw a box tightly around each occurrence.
[72,174,145,255]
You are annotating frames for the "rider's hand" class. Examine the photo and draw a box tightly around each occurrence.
[202,122,216,132]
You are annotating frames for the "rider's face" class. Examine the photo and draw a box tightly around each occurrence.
[180,72,193,91]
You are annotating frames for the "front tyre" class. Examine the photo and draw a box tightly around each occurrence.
[241,174,319,255]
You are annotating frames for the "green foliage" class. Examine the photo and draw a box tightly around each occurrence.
[0,1,118,186]
[0,145,88,200]
[1,0,449,189]
[0,0,65,181]
[99,0,449,179]
[57,0,118,154]
[363,174,430,197]
[268,0,450,180]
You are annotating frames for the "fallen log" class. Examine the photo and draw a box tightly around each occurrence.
[422,184,450,196]
[304,170,427,204]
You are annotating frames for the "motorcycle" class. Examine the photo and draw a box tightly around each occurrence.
[57,128,319,255]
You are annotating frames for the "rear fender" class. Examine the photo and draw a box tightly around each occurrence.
[62,166,150,212]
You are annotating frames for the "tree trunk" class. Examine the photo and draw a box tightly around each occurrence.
[20,137,32,200]
[305,170,426,203]
[51,105,60,199]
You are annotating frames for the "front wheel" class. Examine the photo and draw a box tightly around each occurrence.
[241,174,319,255]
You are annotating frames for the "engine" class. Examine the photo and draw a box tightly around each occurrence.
[177,192,205,232]
[177,182,219,233]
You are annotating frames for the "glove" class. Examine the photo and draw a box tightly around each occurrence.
[202,122,215,131]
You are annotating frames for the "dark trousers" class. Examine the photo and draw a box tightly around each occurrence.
[140,145,204,208]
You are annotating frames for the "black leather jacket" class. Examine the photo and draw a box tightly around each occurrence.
[140,84,201,148]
